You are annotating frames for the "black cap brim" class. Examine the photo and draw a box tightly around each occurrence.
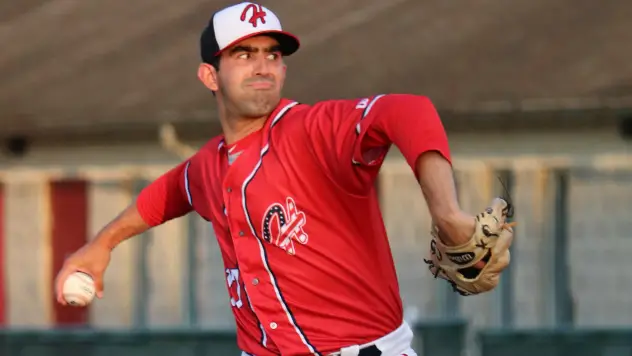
[213,30,300,57]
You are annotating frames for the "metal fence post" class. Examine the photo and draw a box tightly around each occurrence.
[437,170,462,319]
[553,169,574,327]
[183,214,199,327]
[132,179,150,329]
[496,169,514,327]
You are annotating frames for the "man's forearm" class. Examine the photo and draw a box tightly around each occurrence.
[92,163,193,250]
[415,151,461,222]
[92,203,151,251]
[415,151,475,245]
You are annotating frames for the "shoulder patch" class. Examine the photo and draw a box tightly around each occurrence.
[355,98,370,110]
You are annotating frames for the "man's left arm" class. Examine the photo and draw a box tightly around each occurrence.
[356,94,515,295]
[349,94,473,245]
[306,93,514,295]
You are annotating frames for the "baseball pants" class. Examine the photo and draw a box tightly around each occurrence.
[241,321,417,356]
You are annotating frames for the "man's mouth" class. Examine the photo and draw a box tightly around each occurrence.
[247,81,274,89]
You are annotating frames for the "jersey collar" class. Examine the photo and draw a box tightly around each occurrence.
[217,98,296,152]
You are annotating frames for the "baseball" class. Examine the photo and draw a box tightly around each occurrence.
[62,272,96,307]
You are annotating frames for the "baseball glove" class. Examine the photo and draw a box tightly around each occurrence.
[424,197,515,296]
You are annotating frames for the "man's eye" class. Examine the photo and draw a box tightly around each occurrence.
[238,53,249,59]
[267,53,279,60]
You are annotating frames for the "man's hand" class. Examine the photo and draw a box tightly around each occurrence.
[415,151,510,275]
[433,211,487,269]
[55,241,111,305]
[53,203,152,305]
[433,210,476,246]
[424,198,515,295]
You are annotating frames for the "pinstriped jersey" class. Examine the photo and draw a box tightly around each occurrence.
[136,95,451,355]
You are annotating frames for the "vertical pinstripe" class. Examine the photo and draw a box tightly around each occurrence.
[0,183,5,325]
[5,179,52,327]
[184,161,193,205]
[88,180,136,327]
[50,180,89,326]
[352,94,385,165]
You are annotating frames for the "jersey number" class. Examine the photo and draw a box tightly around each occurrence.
[226,268,243,308]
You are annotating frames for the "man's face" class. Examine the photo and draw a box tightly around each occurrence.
[199,36,286,118]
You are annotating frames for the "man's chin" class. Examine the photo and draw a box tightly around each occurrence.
[243,97,281,118]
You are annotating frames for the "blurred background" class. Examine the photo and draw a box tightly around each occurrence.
[1,0,631,355]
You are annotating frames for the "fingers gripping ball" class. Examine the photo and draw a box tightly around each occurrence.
[62,272,96,307]
[424,198,516,296]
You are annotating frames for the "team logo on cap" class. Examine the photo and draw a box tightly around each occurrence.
[261,197,308,255]
[240,3,267,28]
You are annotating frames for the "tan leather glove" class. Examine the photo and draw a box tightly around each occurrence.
[424,198,515,296]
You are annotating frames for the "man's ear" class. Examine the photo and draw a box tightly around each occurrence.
[197,63,219,92]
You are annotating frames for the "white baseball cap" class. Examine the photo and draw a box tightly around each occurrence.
[200,2,300,63]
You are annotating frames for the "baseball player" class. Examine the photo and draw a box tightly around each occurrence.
[55,2,515,356]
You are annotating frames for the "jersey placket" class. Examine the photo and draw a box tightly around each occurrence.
[221,139,295,354]
[220,102,318,355]
[214,142,271,354]
[239,121,322,356]
[221,147,287,343]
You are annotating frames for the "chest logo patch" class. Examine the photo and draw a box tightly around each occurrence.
[261,197,308,255]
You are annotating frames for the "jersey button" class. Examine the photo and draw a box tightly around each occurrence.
[252,278,259,286]
[226,187,232,193]
[239,231,245,237]
[270,322,278,330]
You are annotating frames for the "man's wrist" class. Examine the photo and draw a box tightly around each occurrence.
[431,204,460,222]
[433,210,476,246]
[92,234,118,252]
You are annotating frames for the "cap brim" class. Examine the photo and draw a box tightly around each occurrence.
[214,30,300,57]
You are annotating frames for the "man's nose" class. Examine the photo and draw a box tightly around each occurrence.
[252,56,272,75]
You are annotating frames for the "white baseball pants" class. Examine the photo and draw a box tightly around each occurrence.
[241,320,417,356]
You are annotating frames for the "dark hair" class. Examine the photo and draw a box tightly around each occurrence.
[207,55,220,72]
[208,57,219,96]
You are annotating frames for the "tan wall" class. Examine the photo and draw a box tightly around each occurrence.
[0,127,630,329]
[3,179,52,327]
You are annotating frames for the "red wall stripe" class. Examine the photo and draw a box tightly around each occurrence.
[50,180,89,326]
[0,183,6,325]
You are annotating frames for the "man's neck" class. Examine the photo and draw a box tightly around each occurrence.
[221,117,267,145]
[220,114,268,145]
[216,96,282,145]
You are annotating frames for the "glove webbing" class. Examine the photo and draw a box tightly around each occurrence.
[423,257,472,296]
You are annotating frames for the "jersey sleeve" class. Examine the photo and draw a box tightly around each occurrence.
[304,94,451,193]
[136,159,194,227]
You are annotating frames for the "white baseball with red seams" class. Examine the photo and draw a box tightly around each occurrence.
[62,272,96,307]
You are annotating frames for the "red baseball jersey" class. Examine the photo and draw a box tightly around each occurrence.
[136,94,451,355]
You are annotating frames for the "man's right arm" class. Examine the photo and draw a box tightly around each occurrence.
[56,160,194,303]
[93,160,194,250]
